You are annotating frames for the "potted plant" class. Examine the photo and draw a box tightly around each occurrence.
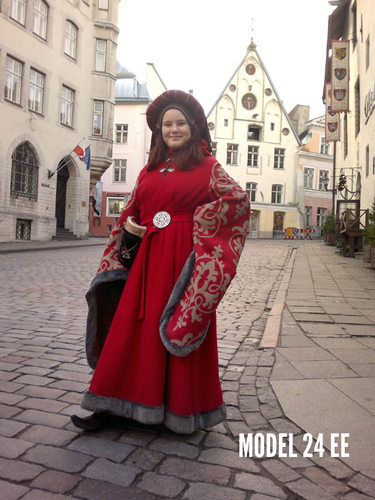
[322,212,336,245]
[363,199,375,267]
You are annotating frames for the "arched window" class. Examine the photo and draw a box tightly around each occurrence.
[33,0,48,40]
[64,21,78,59]
[10,142,39,200]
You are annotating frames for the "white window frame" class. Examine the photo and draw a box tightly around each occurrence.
[5,56,23,104]
[271,184,283,204]
[116,124,128,144]
[113,159,127,183]
[98,0,109,9]
[305,206,312,227]
[10,0,26,25]
[93,100,103,135]
[274,148,285,169]
[28,68,44,114]
[95,40,107,72]
[60,85,74,127]
[107,196,127,216]
[320,137,331,155]
[33,0,48,40]
[247,145,259,167]
[226,143,238,165]
[317,207,327,228]
[246,182,257,202]
[64,21,77,60]
[319,170,330,190]
[304,167,314,189]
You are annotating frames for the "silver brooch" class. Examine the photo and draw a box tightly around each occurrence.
[153,211,171,229]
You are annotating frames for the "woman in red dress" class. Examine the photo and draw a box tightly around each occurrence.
[72,90,250,434]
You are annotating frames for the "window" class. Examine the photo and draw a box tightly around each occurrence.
[270,123,275,131]
[10,0,26,25]
[95,40,106,72]
[320,137,330,155]
[10,142,39,199]
[61,85,74,127]
[226,144,238,165]
[16,219,32,240]
[274,148,285,169]
[98,0,109,9]
[247,146,259,167]
[113,159,127,182]
[224,119,228,127]
[28,69,44,114]
[107,196,126,216]
[366,36,370,70]
[355,77,360,137]
[93,101,103,135]
[248,126,260,141]
[317,208,327,228]
[246,182,257,202]
[305,206,312,228]
[5,56,22,104]
[64,21,77,60]
[33,0,48,39]
[366,145,369,177]
[319,170,330,191]
[211,142,217,158]
[304,168,314,189]
[116,124,128,144]
[271,184,283,204]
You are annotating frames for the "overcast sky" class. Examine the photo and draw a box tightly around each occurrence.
[117,0,335,120]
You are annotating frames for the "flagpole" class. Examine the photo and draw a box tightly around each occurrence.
[48,138,85,178]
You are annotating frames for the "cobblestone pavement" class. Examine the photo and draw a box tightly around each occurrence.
[0,239,373,499]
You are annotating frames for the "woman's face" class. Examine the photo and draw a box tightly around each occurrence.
[161,108,191,150]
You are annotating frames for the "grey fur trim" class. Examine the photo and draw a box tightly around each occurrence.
[164,403,227,434]
[86,269,129,370]
[82,391,164,425]
[159,251,209,357]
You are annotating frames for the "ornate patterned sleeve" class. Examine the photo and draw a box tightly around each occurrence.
[160,162,250,357]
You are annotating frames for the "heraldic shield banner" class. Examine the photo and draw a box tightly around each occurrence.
[331,39,350,112]
[325,82,340,142]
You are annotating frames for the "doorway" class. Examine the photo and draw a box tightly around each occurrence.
[55,162,70,228]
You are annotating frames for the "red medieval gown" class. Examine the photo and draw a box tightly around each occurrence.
[82,143,250,434]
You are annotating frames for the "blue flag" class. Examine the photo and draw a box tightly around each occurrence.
[83,146,91,170]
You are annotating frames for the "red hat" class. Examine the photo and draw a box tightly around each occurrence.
[146,90,211,151]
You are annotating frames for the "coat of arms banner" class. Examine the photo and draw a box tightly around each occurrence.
[325,82,340,142]
[331,40,350,112]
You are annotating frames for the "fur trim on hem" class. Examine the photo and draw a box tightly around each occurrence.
[82,391,164,425]
[160,251,209,357]
[164,403,227,434]
[86,269,129,369]
[81,391,226,435]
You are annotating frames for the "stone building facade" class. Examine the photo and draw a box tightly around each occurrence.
[0,0,119,242]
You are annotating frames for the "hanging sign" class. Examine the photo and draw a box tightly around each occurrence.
[325,83,340,142]
[331,40,350,112]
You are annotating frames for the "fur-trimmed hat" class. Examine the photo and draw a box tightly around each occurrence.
[146,90,211,151]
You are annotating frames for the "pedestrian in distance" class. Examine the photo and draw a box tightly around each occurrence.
[71,89,250,434]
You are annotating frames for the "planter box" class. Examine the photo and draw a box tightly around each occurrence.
[363,243,375,268]
[324,234,336,245]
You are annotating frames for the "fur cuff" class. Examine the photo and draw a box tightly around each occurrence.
[164,403,226,434]
[160,252,209,357]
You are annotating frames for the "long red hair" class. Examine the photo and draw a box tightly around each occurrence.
[147,122,204,171]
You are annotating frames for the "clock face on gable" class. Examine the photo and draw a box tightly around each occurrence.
[242,93,257,110]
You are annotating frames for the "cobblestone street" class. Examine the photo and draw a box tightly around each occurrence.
[0,239,374,499]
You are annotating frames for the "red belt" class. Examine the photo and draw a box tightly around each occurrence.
[138,211,194,320]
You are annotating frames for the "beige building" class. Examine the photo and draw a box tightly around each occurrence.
[207,40,302,239]
[290,106,334,236]
[324,0,375,217]
[89,62,167,237]
[0,0,119,242]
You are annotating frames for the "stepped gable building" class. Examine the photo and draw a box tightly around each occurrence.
[89,62,167,237]
[290,106,334,235]
[206,40,303,239]
[324,0,375,216]
[0,0,119,242]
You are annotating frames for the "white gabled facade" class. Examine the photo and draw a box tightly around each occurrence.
[207,40,302,239]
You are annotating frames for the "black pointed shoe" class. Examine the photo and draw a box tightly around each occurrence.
[71,412,110,431]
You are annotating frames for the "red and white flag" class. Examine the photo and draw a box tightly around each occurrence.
[73,145,84,160]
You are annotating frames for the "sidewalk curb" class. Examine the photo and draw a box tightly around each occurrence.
[259,244,297,349]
